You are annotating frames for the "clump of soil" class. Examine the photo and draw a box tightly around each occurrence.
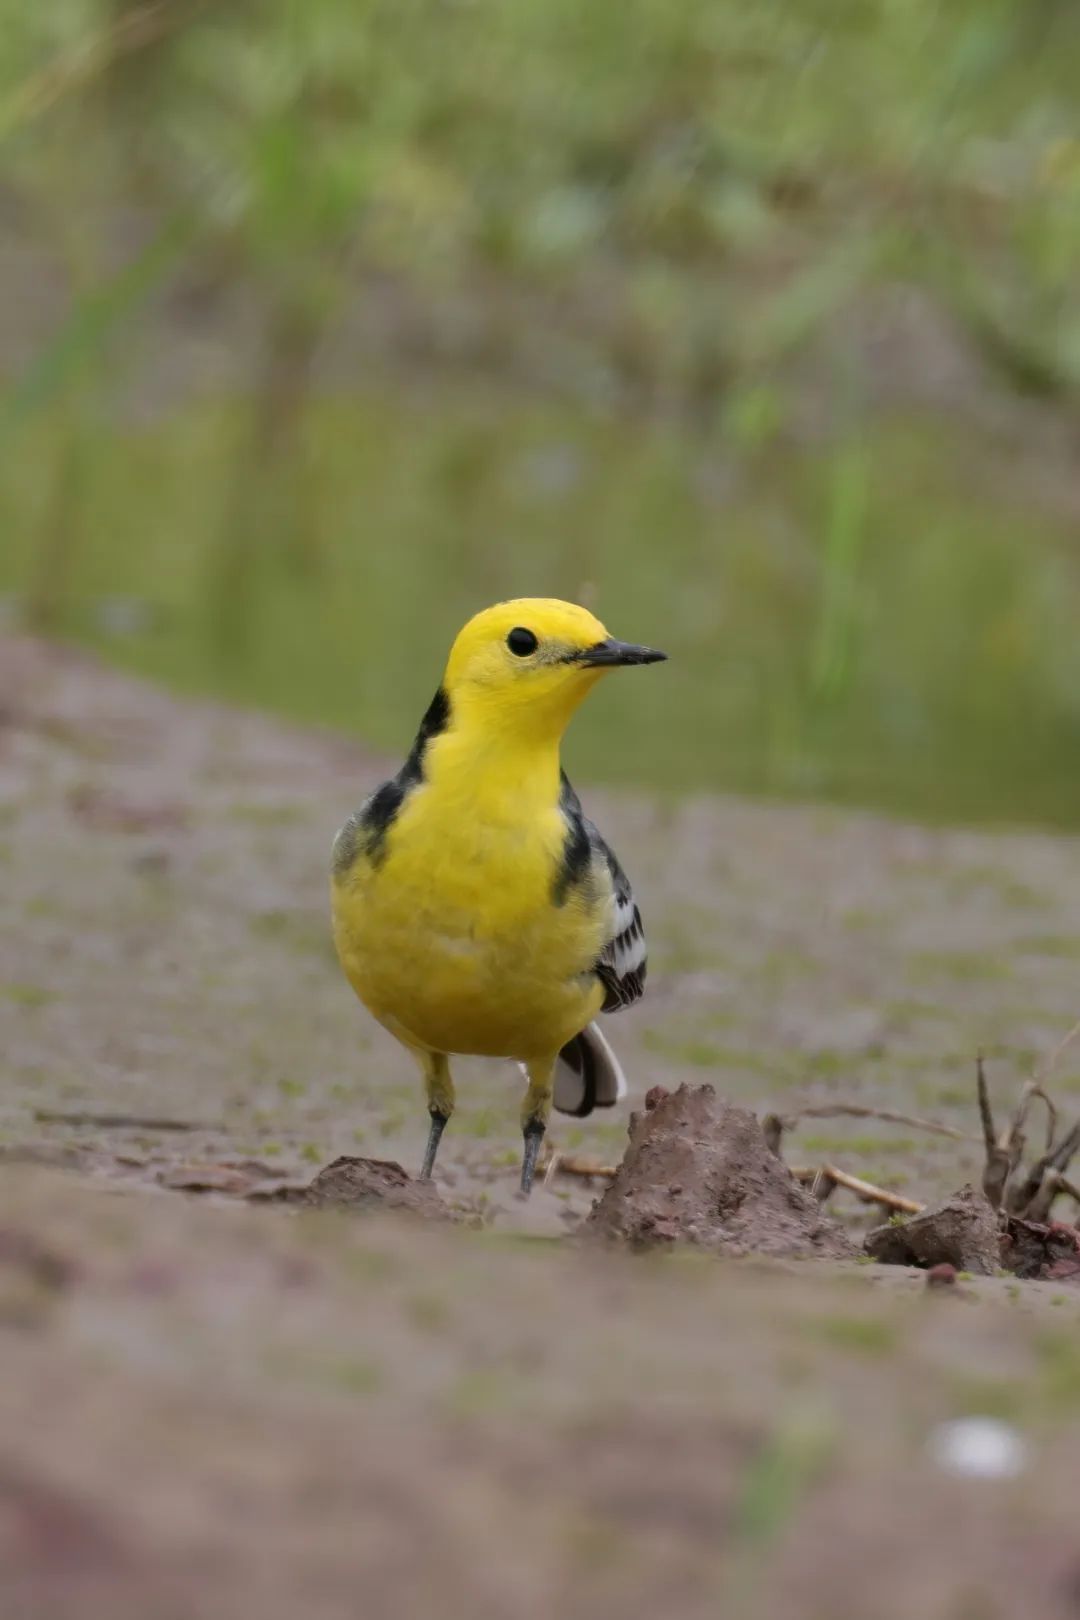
[1001,1217,1080,1282]
[865,1184,1000,1275]
[252,1156,451,1220]
[584,1084,854,1258]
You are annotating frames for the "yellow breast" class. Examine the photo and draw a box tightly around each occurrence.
[332,773,609,1060]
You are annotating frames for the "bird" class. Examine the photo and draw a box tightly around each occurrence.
[330,598,666,1197]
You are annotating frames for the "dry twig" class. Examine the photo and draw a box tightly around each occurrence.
[792,1165,923,1216]
[978,1042,1080,1221]
[35,1109,210,1133]
[978,1054,1015,1210]
[771,1102,973,1145]
[1035,1016,1080,1086]
[1007,1119,1080,1216]
[543,1152,616,1185]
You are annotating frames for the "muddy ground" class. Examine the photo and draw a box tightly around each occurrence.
[5,635,1080,1618]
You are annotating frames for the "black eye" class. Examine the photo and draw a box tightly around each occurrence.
[506,627,539,657]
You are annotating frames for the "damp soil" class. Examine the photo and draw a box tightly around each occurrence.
[7,635,1080,1618]
[865,1183,1003,1275]
[253,1153,455,1218]
[586,1084,853,1258]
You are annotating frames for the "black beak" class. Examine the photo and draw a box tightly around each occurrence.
[577,638,667,668]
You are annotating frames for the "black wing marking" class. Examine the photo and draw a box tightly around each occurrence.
[594,837,648,1011]
[332,687,449,877]
[554,772,648,1013]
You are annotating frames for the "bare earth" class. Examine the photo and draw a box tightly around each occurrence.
[5,636,1080,1619]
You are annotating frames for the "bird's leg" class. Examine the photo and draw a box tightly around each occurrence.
[421,1113,448,1181]
[519,1058,555,1199]
[419,1052,454,1181]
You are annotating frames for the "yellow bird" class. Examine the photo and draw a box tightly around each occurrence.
[330,598,666,1196]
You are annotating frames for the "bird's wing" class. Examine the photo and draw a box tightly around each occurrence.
[557,773,648,1013]
[591,829,648,1011]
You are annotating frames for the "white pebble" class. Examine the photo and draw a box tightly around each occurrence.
[929,1417,1029,1480]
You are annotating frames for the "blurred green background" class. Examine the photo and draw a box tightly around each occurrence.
[5,0,1080,824]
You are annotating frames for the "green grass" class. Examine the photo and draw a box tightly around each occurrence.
[731,1407,836,1550]
[813,1314,898,1357]
[1015,935,1080,960]
[0,983,58,1008]
[1037,1333,1080,1409]
[801,1135,918,1159]
[641,1028,788,1079]
[909,950,1015,985]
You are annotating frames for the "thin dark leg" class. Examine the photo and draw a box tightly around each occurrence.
[420,1109,449,1181]
[418,1052,454,1181]
[519,1118,546,1199]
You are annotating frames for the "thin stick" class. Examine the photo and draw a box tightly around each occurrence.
[1001,1078,1044,1155]
[1001,1078,1031,1151]
[793,1165,924,1216]
[1029,1085,1058,1155]
[978,1055,1013,1210]
[542,1150,561,1187]
[977,1054,997,1154]
[35,1109,211,1133]
[1035,1016,1080,1087]
[1024,1168,1063,1226]
[1040,1119,1080,1181]
[780,1103,974,1144]
[548,1154,617,1182]
[809,1167,837,1204]
[1005,1119,1080,1217]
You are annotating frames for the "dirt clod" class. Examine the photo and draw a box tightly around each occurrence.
[251,1156,452,1219]
[1001,1216,1080,1282]
[865,1184,1000,1275]
[584,1084,854,1258]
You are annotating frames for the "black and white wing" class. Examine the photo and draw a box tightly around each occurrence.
[549,773,649,1118]
[592,835,648,1012]
[555,772,648,1014]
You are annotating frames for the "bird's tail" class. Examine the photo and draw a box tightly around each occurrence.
[552,1021,627,1117]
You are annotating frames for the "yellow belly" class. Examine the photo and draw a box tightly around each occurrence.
[331,788,608,1060]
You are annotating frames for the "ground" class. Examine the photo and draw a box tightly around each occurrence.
[5,635,1080,1618]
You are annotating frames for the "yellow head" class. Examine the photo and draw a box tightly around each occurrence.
[441,598,666,743]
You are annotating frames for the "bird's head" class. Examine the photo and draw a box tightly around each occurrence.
[442,598,666,743]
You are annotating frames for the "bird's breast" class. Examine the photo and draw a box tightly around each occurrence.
[331,781,609,1056]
